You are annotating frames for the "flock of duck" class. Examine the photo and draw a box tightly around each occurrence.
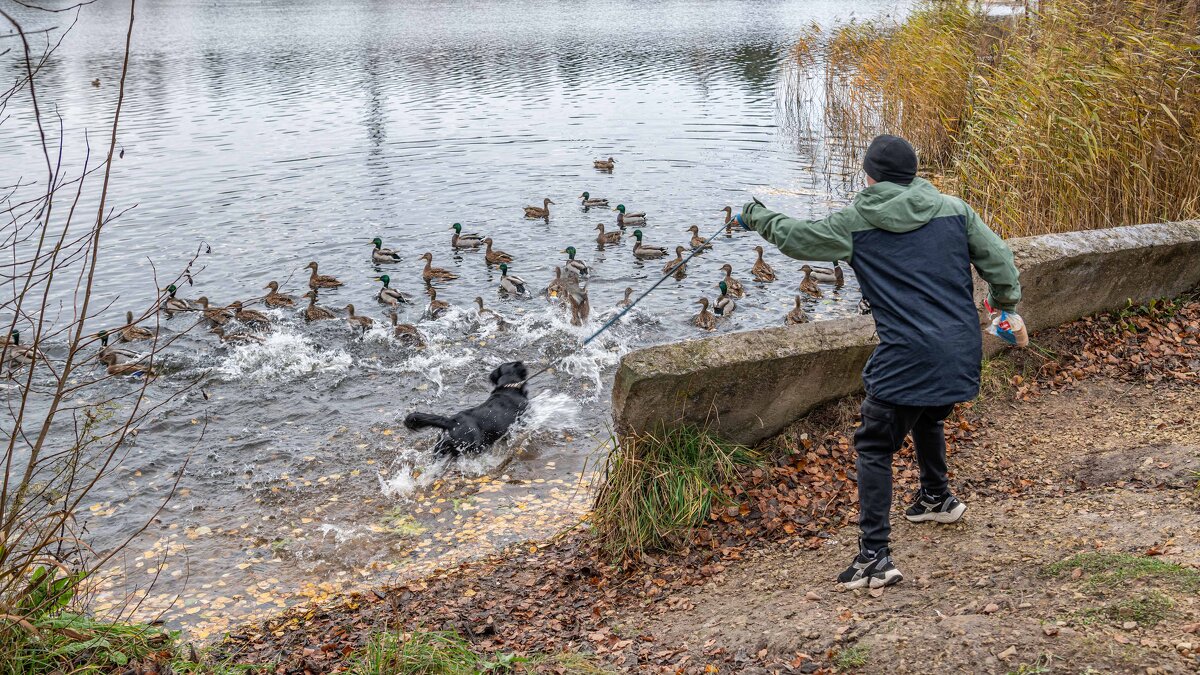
[2,156,855,376]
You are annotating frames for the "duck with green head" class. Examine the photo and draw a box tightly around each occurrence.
[613,204,646,227]
[161,283,197,315]
[579,191,608,208]
[371,237,402,263]
[97,329,140,362]
[374,275,410,306]
[450,223,484,249]
[562,246,589,276]
[714,281,736,317]
[498,263,529,296]
[631,229,667,259]
[4,330,42,367]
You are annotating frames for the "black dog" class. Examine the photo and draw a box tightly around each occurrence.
[403,361,530,456]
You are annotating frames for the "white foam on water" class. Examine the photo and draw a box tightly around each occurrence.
[215,330,352,382]
[515,390,581,434]
[378,453,449,499]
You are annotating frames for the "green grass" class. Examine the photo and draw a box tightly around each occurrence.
[1007,656,1052,675]
[347,629,534,675]
[834,644,869,671]
[590,425,760,561]
[1076,591,1174,628]
[1044,552,1200,592]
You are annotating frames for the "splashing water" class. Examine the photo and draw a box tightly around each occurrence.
[215,330,352,383]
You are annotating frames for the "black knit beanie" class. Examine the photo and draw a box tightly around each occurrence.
[863,134,918,185]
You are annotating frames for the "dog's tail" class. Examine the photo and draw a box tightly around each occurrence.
[403,412,455,431]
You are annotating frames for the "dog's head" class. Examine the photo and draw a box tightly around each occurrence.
[489,361,528,391]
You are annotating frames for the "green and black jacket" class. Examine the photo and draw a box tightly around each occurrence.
[742,178,1022,406]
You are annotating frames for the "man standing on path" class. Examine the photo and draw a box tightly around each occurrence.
[736,134,1023,589]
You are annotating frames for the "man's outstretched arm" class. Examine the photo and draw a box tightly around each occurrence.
[740,200,857,263]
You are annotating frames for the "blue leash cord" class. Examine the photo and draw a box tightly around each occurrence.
[521,218,737,384]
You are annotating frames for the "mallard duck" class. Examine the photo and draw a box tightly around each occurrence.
[810,261,845,287]
[390,312,425,347]
[228,301,271,327]
[632,230,667,259]
[613,204,646,227]
[346,304,374,333]
[483,238,513,265]
[751,245,776,282]
[371,237,402,263]
[97,330,140,362]
[450,223,484,249]
[4,330,42,367]
[99,351,155,377]
[306,261,343,289]
[161,284,197,315]
[543,267,565,300]
[119,311,155,342]
[474,296,503,323]
[858,297,872,315]
[425,288,450,319]
[263,281,296,308]
[579,191,609,207]
[302,291,336,321]
[524,198,555,219]
[593,157,616,170]
[786,296,810,325]
[692,298,716,331]
[420,252,458,282]
[210,326,265,345]
[714,281,736,317]
[616,287,634,309]
[374,274,410,306]
[799,265,823,298]
[562,271,590,326]
[688,226,713,252]
[719,264,745,298]
[498,263,528,296]
[594,222,622,246]
[91,78,101,87]
[563,246,589,276]
[663,246,687,278]
[721,206,735,235]
[196,297,233,326]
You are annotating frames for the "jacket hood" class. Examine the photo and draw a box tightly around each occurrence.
[853,177,942,232]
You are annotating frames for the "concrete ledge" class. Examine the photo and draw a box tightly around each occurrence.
[613,221,1200,445]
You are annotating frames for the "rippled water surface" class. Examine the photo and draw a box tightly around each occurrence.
[1,0,908,636]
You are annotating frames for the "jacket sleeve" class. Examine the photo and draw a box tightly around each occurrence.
[965,206,1022,311]
[741,201,857,263]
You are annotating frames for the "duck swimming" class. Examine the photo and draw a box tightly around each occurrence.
[692,298,716,331]
[688,226,713,252]
[370,237,402,263]
[196,297,233,326]
[810,261,845,287]
[228,301,272,327]
[524,198,555,219]
[119,310,155,342]
[714,281,736,317]
[544,266,565,300]
[719,263,745,298]
[390,312,425,347]
[786,296,810,325]
[563,246,589,276]
[483,238,514,265]
[721,206,735,235]
[374,274,410,306]
[425,288,450,319]
[799,265,823,298]
[751,246,776,282]
[420,252,459,282]
[161,284,198,315]
[346,303,373,334]
[616,287,634,308]
[302,291,336,321]
[593,157,616,170]
[306,261,343,289]
[4,330,42,368]
[613,204,646,227]
[594,222,622,246]
[450,223,484,249]
[632,230,667,259]
[663,246,687,279]
[263,281,296,308]
[580,191,609,207]
[498,263,529,296]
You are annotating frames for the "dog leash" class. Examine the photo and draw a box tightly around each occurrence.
[519,219,737,386]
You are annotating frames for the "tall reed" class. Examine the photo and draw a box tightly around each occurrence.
[794,0,1200,237]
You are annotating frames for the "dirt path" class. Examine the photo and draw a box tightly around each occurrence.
[618,379,1200,673]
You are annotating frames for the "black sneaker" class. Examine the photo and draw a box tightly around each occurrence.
[837,544,903,589]
[904,488,967,524]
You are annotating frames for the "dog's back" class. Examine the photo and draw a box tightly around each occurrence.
[403,361,529,456]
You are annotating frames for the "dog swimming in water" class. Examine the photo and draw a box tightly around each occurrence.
[403,361,530,457]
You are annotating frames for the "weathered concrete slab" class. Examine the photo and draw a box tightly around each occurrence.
[614,221,1200,445]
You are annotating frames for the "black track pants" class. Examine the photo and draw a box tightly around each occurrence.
[854,396,956,552]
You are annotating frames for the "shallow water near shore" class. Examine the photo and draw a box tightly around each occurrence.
[0,0,908,637]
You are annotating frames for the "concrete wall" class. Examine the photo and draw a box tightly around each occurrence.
[612,221,1200,445]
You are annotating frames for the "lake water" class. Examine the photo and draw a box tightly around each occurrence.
[0,0,907,637]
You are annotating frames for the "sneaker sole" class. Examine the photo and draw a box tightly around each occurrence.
[840,569,904,590]
[905,502,966,524]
